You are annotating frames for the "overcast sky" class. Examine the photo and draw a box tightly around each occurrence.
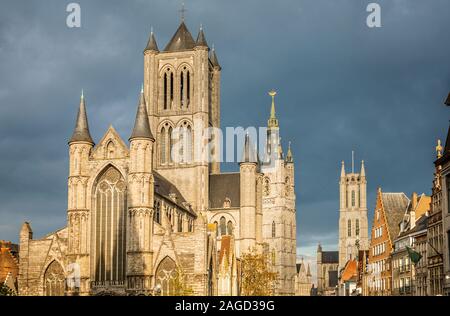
[1,0,449,281]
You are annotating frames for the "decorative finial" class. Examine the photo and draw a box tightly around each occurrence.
[436,139,443,158]
[141,83,144,93]
[151,26,154,35]
[81,89,84,100]
[268,90,279,128]
[351,150,355,173]
[200,23,203,30]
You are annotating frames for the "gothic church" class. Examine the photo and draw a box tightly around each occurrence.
[18,17,297,296]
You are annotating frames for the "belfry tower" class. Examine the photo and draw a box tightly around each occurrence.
[338,155,368,270]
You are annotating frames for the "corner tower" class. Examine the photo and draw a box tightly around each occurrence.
[338,157,368,270]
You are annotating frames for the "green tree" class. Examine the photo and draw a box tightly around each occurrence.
[171,267,194,296]
[241,248,278,296]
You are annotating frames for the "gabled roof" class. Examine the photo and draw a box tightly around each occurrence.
[209,173,240,209]
[381,192,410,241]
[164,21,196,52]
[341,259,358,282]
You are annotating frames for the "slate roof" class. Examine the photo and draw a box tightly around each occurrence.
[321,251,339,264]
[144,32,159,52]
[130,90,154,141]
[154,172,195,216]
[164,21,196,52]
[381,193,410,241]
[69,95,94,144]
[209,173,240,209]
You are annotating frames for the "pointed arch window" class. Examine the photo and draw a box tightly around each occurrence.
[214,221,219,236]
[351,190,355,207]
[93,166,126,285]
[154,201,161,224]
[220,216,226,236]
[177,212,183,232]
[348,219,352,237]
[179,66,191,109]
[44,261,65,296]
[227,221,234,235]
[162,68,174,110]
[356,219,360,236]
[155,257,177,296]
[168,126,173,164]
[264,178,270,196]
[272,221,276,238]
[160,127,167,164]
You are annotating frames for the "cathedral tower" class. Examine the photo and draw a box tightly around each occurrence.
[142,20,221,213]
[338,157,368,270]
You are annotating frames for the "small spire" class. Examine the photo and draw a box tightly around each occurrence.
[278,137,284,159]
[286,141,293,163]
[436,139,443,158]
[210,45,221,69]
[341,161,346,178]
[69,91,94,145]
[360,160,366,177]
[268,90,279,128]
[144,27,159,52]
[130,87,154,141]
[141,83,144,94]
[195,24,209,48]
[240,133,258,164]
[351,150,355,173]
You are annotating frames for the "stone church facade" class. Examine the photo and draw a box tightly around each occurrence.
[18,19,297,296]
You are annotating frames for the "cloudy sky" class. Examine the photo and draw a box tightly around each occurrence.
[1,0,449,281]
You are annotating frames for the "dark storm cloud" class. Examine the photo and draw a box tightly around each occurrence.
[1,0,449,260]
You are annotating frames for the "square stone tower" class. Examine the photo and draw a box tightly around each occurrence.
[338,158,369,270]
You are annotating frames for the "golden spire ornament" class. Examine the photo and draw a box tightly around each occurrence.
[268,90,279,128]
[436,139,443,158]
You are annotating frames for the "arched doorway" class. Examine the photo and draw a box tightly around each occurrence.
[44,260,65,296]
[155,257,177,296]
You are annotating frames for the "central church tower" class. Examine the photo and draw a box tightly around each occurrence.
[338,157,369,270]
[142,20,221,213]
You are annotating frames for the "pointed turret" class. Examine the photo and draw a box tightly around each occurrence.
[307,263,311,277]
[317,243,322,253]
[144,28,159,52]
[195,25,208,48]
[240,133,258,163]
[286,141,294,163]
[164,21,196,52]
[341,161,346,178]
[210,46,221,70]
[360,160,366,177]
[69,91,94,145]
[268,90,279,128]
[130,86,154,141]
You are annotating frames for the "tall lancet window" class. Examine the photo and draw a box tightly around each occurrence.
[168,126,173,164]
[351,190,355,207]
[179,66,191,109]
[162,68,174,110]
[160,127,167,164]
[348,219,352,237]
[272,221,276,238]
[356,219,360,236]
[93,166,126,285]
[163,73,168,110]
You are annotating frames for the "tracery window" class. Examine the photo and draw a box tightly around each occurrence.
[155,257,177,296]
[93,166,126,285]
[44,261,65,296]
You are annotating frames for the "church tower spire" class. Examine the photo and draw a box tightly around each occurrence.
[268,90,279,128]
[69,90,94,145]
[130,86,154,141]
